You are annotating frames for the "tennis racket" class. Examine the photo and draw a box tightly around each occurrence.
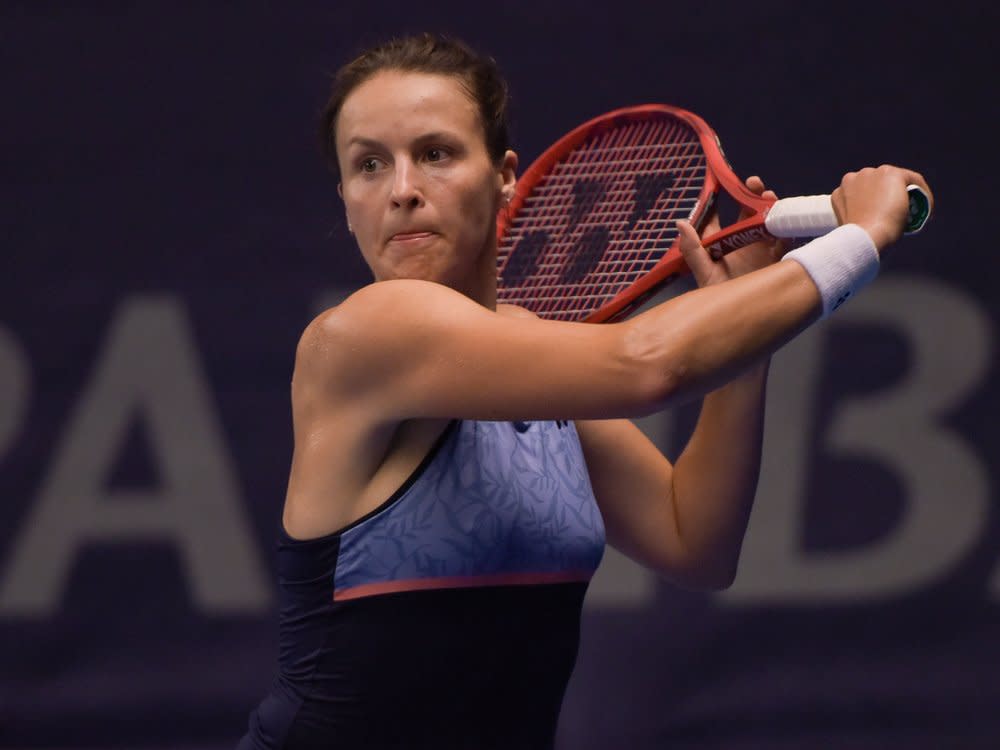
[496,103,930,322]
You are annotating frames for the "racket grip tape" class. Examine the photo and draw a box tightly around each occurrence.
[765,195,839,237]
[765,184,931,238]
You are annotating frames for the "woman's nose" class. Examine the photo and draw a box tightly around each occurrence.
[390,161,423,208]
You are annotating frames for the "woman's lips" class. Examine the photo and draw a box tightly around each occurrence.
[389,231,435,243]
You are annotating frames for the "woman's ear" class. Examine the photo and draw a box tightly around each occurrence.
[499,150,518,206]
[338,183,353,233]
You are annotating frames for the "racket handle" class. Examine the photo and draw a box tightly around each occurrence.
[904,185,931,234]
[764,195,839,237]
[765,184,932,238]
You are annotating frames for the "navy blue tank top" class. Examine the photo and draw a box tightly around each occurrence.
[237,419,605,749]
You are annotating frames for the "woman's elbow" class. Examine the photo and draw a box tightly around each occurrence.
[655,556,739,592]
[621,321,689,412]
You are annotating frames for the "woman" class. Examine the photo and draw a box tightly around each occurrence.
[238,33,930,749]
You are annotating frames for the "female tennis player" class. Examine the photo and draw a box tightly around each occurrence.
[237,33,931,750]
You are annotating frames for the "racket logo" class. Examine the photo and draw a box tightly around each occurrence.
[502,230,548,280]
[629,173,677,232]
[502,171,677,286]
[560,179,611,284]
[706,226,769,257]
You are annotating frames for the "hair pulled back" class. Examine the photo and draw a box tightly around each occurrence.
[319,33,511,180]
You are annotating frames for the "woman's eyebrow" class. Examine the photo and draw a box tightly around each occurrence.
[346,136,383,149]
[412,131,461,144]
[346,131,462,150]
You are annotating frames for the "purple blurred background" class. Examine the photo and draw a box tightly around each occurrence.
[2,2,998,747]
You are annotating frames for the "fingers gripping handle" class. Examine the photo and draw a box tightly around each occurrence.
[764,184,931,238]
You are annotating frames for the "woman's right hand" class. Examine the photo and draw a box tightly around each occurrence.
[831,165,933,253]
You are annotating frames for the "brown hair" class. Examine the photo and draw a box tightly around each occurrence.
[318,33,511,180]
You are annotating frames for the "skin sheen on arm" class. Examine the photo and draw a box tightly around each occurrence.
[299,278,657,425]
[304,257,823,428]
[303,263,819,428]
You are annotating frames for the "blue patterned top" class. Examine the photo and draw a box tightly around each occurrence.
[334,418,606,599]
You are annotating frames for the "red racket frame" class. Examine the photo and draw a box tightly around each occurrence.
[496,104,775,323]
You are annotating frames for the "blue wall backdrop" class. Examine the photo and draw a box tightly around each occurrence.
[2,1,998,747]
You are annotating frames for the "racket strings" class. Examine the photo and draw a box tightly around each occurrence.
[498,116,706,320]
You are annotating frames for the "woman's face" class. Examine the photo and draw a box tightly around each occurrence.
[336,70,516,289]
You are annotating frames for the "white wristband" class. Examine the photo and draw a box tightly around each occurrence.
[781,224,880,318]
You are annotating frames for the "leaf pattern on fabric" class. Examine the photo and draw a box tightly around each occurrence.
[334,420,606,593]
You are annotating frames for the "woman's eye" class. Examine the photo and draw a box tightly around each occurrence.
[426,148,445,162]
[360,158,379,173]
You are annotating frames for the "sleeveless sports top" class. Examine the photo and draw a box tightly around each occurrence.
[237,419,606,750]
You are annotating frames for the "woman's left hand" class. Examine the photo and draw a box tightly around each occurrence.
[676,176,789,288]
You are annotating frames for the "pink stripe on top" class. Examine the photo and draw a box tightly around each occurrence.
[334,569,595,602]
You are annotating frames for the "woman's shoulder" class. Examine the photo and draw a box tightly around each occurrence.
[298,279,483,354]
[289,279,476,426]
[292,281,409,374]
